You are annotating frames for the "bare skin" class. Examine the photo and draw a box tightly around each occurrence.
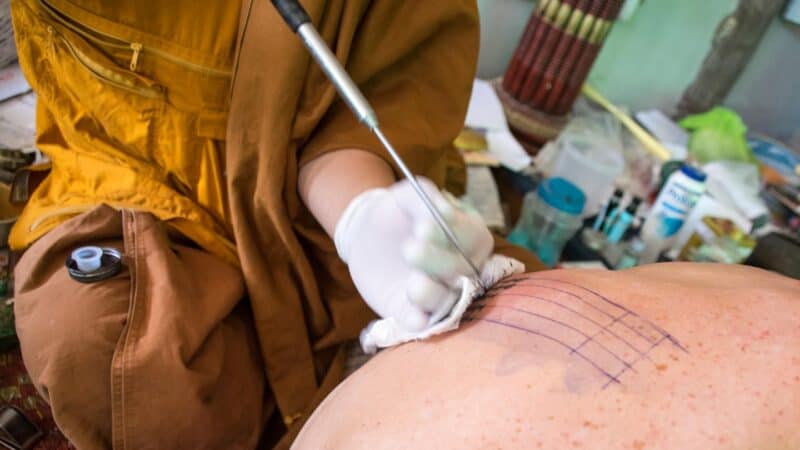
[293,263,800,449]
[299,149,395,237]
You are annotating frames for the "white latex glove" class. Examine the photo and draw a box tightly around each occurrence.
[335,178,493,332]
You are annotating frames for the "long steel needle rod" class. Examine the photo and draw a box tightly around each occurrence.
[270,0,484,282]
[373,127,484,279]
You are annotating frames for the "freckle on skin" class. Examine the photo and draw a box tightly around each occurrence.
[632,440,646,450]
[655,364,668,372]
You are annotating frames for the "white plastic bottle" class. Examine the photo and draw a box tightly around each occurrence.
[639,164,707,264]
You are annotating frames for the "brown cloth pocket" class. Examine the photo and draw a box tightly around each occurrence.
[14,205,267,450]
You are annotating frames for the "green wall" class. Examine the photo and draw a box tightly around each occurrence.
[476,0,800,142]
[725,17,800,143]
[587,0,738,113]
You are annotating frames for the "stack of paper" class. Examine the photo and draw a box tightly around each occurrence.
[0,64,35,152]
[464,79,532,171]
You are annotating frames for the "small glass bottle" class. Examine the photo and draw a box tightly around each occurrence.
[616,236,646,269]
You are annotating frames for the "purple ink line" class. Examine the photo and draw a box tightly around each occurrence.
[466,317,621,385]
[533,278,689,353]
[488,276,687,352]
[483,287,659,347]
[495,282,623,319]
[478,293,648,357]
[469,303,637,372]
[572,312,628,355]
[602,335,668,389]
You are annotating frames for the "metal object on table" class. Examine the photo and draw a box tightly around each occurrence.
[65,246,124,284]
[270,0,483,282]
[0,406,42,450]
[0,149,35,173]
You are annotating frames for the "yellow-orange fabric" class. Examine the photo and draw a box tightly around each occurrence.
[11,0,543,446]
[225,1,491,438]
[10,0,241,265]
[14,206,267,449]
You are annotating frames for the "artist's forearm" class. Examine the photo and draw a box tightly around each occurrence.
[299,149,395,237]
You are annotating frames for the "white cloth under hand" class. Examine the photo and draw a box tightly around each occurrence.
[360,254,525,354]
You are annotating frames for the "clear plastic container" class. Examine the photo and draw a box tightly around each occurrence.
[639,164,707,264]
[549,136,624,216]
[509,178,586,267]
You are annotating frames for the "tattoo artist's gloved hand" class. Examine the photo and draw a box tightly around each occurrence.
[335,178,493,332]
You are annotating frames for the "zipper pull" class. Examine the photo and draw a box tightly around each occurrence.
[46,26,57,55]
[129,42,143,71]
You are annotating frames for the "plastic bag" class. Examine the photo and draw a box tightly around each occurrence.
[536,101,655,215]
[679,107,755,164]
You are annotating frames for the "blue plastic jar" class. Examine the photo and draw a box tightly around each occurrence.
[509,177,586,267]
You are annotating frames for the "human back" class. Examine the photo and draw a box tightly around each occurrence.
[293,263,800,449]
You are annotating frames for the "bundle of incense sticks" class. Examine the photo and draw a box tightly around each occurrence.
[502,0,624,116]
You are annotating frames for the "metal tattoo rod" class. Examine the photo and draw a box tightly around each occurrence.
[270,0,483,281]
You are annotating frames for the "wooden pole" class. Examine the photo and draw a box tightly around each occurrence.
[676,0,786,117]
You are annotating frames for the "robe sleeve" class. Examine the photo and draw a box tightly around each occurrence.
[297,1,479,184]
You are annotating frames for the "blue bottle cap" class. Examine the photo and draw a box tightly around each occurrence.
[537,177,586,215]
[680,164,707,182]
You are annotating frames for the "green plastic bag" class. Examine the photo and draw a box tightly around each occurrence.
[679,107,755,164]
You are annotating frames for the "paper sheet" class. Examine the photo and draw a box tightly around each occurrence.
[0,64,30,103]
[0,91,36,151]
[465,79,532,171]
[635,109,689,160]
[463,166,505,232]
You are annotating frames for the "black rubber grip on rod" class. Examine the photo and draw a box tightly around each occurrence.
[271,0,311,32]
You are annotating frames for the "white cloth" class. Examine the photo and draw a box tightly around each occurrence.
[360,255,525,354]
[703,161,768,222]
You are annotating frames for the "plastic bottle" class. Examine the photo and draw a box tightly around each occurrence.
[606,197,643,244]
[593,188,624,231]
[639,165,707,264]
[616,235,646,269]
[508,178,586,267]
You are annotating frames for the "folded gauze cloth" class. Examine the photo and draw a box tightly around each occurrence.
[360,255,525,353]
